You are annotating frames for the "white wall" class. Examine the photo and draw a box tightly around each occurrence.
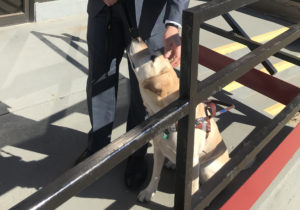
[35,0,88,22]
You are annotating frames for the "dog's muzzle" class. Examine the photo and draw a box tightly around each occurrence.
[127,38,160,71]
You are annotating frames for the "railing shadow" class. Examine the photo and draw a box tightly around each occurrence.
[1,87,295,209]
[0,101,87,208]
[0,28,135,208]
[0,99,171,209]
[31,31,89,75]
[0,27,161,208]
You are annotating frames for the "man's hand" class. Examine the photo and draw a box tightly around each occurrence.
[163,26,181,68]
[103,0,118,6]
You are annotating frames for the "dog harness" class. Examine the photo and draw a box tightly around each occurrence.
[163,99,235,139]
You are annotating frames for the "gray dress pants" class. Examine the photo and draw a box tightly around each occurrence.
[86,0,166,157]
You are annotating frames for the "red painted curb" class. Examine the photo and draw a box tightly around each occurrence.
[220,123,300,210]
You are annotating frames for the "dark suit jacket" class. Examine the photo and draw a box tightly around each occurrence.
[87,0,189,25]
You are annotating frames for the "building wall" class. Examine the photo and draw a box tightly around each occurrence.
[34,0,88,22]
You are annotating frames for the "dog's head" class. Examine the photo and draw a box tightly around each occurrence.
[128,38,174,81]
[128,37,180,113]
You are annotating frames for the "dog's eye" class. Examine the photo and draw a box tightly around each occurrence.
[150,55,156,62]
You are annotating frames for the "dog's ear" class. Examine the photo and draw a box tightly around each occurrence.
[142,72,171,97]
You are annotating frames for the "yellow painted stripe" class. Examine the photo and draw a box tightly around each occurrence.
[213,27,289,54]
[264,103,286,116]
[214,27,288,92]
[212,26,299,93]
[262,55,300,116]
[223,81,243,92]
[260,54,300,74]
[212,27,299,117]
[222,54,300,92]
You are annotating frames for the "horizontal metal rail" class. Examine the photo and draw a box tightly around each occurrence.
[12,1,300,209]
[11,99,189,210]
[201,23,300,66]
[198,45,300,106]
[196,24,300,104]
[186,0,259,22]
[177,0,300,208]
[184,1,300,208]
[192,93,300,209]
[221,13,277,75]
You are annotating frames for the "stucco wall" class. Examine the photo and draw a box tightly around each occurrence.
[35,0,88,22]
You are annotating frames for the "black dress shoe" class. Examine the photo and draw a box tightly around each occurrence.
[124,156,148,190]
[74,149,93,165]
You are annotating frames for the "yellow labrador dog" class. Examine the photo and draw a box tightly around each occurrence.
[127,37,230,202]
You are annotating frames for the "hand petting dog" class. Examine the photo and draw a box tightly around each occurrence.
[164,26,181,68]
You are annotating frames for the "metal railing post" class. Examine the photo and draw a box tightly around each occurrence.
[174,9,199,210]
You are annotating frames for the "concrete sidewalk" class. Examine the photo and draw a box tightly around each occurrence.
[1,1,300,209]
[0,13,175,210]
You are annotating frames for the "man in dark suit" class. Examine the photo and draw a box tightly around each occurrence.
[76,0,189,189]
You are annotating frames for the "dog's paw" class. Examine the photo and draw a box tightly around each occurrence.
[137,189,155,202]
[164,159,176,170]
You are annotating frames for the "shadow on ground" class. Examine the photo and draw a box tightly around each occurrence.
[1,29,296,209]
[1,88,295,209]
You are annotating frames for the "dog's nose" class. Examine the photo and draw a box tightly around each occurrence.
[150,55,156,62]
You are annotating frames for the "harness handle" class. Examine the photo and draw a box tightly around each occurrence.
[204,99,235,118]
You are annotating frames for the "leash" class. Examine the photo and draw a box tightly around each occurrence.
[104,2,139,77]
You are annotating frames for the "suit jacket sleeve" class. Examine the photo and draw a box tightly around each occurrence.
[164,0,189,26]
